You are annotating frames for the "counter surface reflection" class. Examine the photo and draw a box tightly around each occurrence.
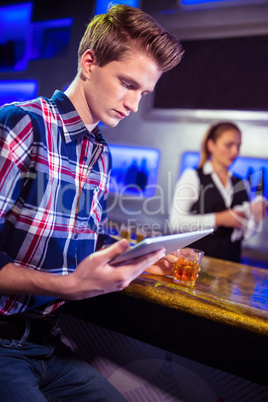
[123,256,268,336]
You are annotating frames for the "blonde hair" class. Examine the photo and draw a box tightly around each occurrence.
[78,4,184,72]
[199,122,241,167]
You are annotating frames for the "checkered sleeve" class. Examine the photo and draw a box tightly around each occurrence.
[0,104,34,269]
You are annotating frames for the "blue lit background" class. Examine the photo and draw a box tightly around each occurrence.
[109,145,160,197]
[0,2,33,71]
[1,1,267,208]
[181,0,233,4]
[0,1,73,104]
[0,80,38,104]
[0,2,73,72]
[0,1,140,104]
[95,0,139,15]
[180,0,258,5]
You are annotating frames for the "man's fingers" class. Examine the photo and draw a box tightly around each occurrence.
[94,239,130,265]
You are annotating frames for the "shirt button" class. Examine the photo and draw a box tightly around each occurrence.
[83,156,87,161]
[74,233,78,239]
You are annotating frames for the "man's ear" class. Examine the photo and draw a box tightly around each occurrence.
[80,49,96,79]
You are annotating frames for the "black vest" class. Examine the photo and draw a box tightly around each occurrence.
[188,167,249,262]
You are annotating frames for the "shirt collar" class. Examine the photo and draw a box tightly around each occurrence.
[203,160,214,174]
[51,90,107,145]
[203,160,232,179]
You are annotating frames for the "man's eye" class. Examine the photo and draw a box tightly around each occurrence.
[122,81,131,89]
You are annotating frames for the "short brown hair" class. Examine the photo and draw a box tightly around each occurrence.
[78,4,184,72]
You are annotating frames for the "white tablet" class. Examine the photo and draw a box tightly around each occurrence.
[110,228,214,266]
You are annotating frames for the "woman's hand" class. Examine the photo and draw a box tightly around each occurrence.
[250,199,267,222]
[215,209,248,229]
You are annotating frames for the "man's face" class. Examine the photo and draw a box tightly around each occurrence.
[84,49,162,127]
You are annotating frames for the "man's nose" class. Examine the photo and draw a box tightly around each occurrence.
[124,92,142,113]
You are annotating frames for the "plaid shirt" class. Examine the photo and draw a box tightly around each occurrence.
[0,90,111,317]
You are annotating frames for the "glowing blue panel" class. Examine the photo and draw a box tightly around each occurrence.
[180,152,200,174]
[29,18,73,60]
[0,3,73,71]
[0,3,32,43]
[0,2,33,71]
[231,157,268,199]
[109,145,160,197]
[95,0,139,15]
[0,80,38,105]
[180,0,265,5]
[181,0,242,4]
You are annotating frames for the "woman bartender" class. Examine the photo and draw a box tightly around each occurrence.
[169,122,266,263]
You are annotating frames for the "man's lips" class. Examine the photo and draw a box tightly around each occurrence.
[114,110,128,119]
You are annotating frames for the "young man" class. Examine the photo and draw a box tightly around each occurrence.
[0,5,183,401]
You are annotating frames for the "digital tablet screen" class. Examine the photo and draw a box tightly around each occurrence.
[110,228,214,266]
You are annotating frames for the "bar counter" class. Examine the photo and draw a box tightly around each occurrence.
[66,256,268,386]
[123,256,268,336]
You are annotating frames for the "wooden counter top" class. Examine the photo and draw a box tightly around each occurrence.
[66,256,268,386]
[122,256,268,336]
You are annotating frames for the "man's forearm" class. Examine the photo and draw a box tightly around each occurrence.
[0,262,71,299]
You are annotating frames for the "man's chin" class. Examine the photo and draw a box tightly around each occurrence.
[102,119,120,128]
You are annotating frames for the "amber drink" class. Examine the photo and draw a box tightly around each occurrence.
[136,231,145,243]
[173,248,204,286]
[120,224,131,241]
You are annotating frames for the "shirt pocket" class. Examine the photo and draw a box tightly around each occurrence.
[84,169,108,233]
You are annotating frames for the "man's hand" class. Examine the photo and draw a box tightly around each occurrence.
[0,239,165,301]
[65,239,166,300]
